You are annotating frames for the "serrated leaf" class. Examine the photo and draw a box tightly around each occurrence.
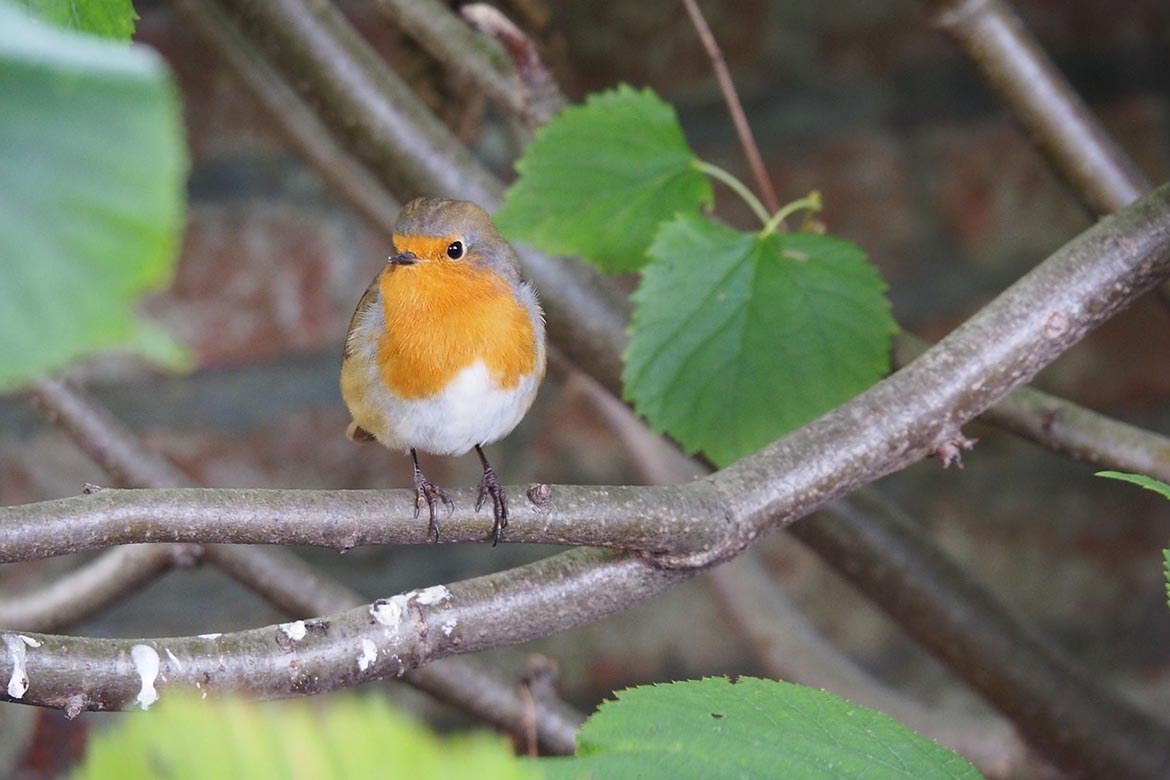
[0,3,187,391]
[540,677,982,780]
[73,694,538,780]
[1096,471,1170,501]
[496,85,712,273]
[19,0,138,40]
[624,215,895,466]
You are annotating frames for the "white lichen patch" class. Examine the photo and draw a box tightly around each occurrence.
[3,634,40,699]
[130,644,161,710]
[369,595,409,628]
[279,620,308,641]
[441,619,457,637]
[357,638,377,671]
[414,585,451,606]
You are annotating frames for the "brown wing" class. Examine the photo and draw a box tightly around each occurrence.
[341,273,382,360]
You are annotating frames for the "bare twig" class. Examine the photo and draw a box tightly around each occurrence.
[460,4,565,127]
[681,0,780,215]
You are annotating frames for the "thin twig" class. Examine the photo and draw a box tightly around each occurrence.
[681,0,780,215]
[460,3,565,127]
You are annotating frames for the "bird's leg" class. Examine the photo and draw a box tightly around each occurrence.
[474,444,508,546]
[411,448,452,542]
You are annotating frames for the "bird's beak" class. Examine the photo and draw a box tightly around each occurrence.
[387,250,419,266]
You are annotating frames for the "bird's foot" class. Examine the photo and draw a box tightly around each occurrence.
[411,456,452,543]
[475,446,508,546]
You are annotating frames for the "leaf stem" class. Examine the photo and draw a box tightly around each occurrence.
[694,160,771,226]
[760,191,822,236]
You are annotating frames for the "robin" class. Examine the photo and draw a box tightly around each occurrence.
[340,197,547,545]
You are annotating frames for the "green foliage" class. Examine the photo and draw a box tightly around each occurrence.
[541,677,983,780]
[0,1,187,391]
[74,694,537,780]
[18,0,138,39]
[498,85,894,464]
[1096,471,1170,501]
[625,216,895,466]
[1096,471,1170,610]
[495,85,713,273]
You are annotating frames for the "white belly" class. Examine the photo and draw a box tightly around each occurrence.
[356,358,541,456]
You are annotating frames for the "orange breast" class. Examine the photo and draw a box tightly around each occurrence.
[376,260,537,400]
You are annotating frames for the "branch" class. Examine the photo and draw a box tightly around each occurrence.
[893,334,1170,482]
[0,543,194,632]
[1,548,685,709]
[924,0,1150,215]
[14,379,582,753]
[459,3,565,127]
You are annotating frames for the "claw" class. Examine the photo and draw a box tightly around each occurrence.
[411,449,452,543]
[475,445,508,546]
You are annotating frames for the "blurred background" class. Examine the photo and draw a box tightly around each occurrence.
[2,0,1169,775]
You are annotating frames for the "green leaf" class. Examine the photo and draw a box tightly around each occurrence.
[18,0,138,40]
[1096,471,1170,501]
[74,694,539,780]
[540,677,982,780]
[624,216,895,466]
[0,2,188,392]
[496,85,713,273]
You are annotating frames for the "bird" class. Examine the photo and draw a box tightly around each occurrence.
[340,197,546,546]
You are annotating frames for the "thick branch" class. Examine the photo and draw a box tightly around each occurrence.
[1,549,685,710]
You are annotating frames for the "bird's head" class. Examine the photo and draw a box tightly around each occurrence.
[386,197,521,285]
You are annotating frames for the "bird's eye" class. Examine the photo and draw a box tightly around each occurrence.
[446,241,464,260]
